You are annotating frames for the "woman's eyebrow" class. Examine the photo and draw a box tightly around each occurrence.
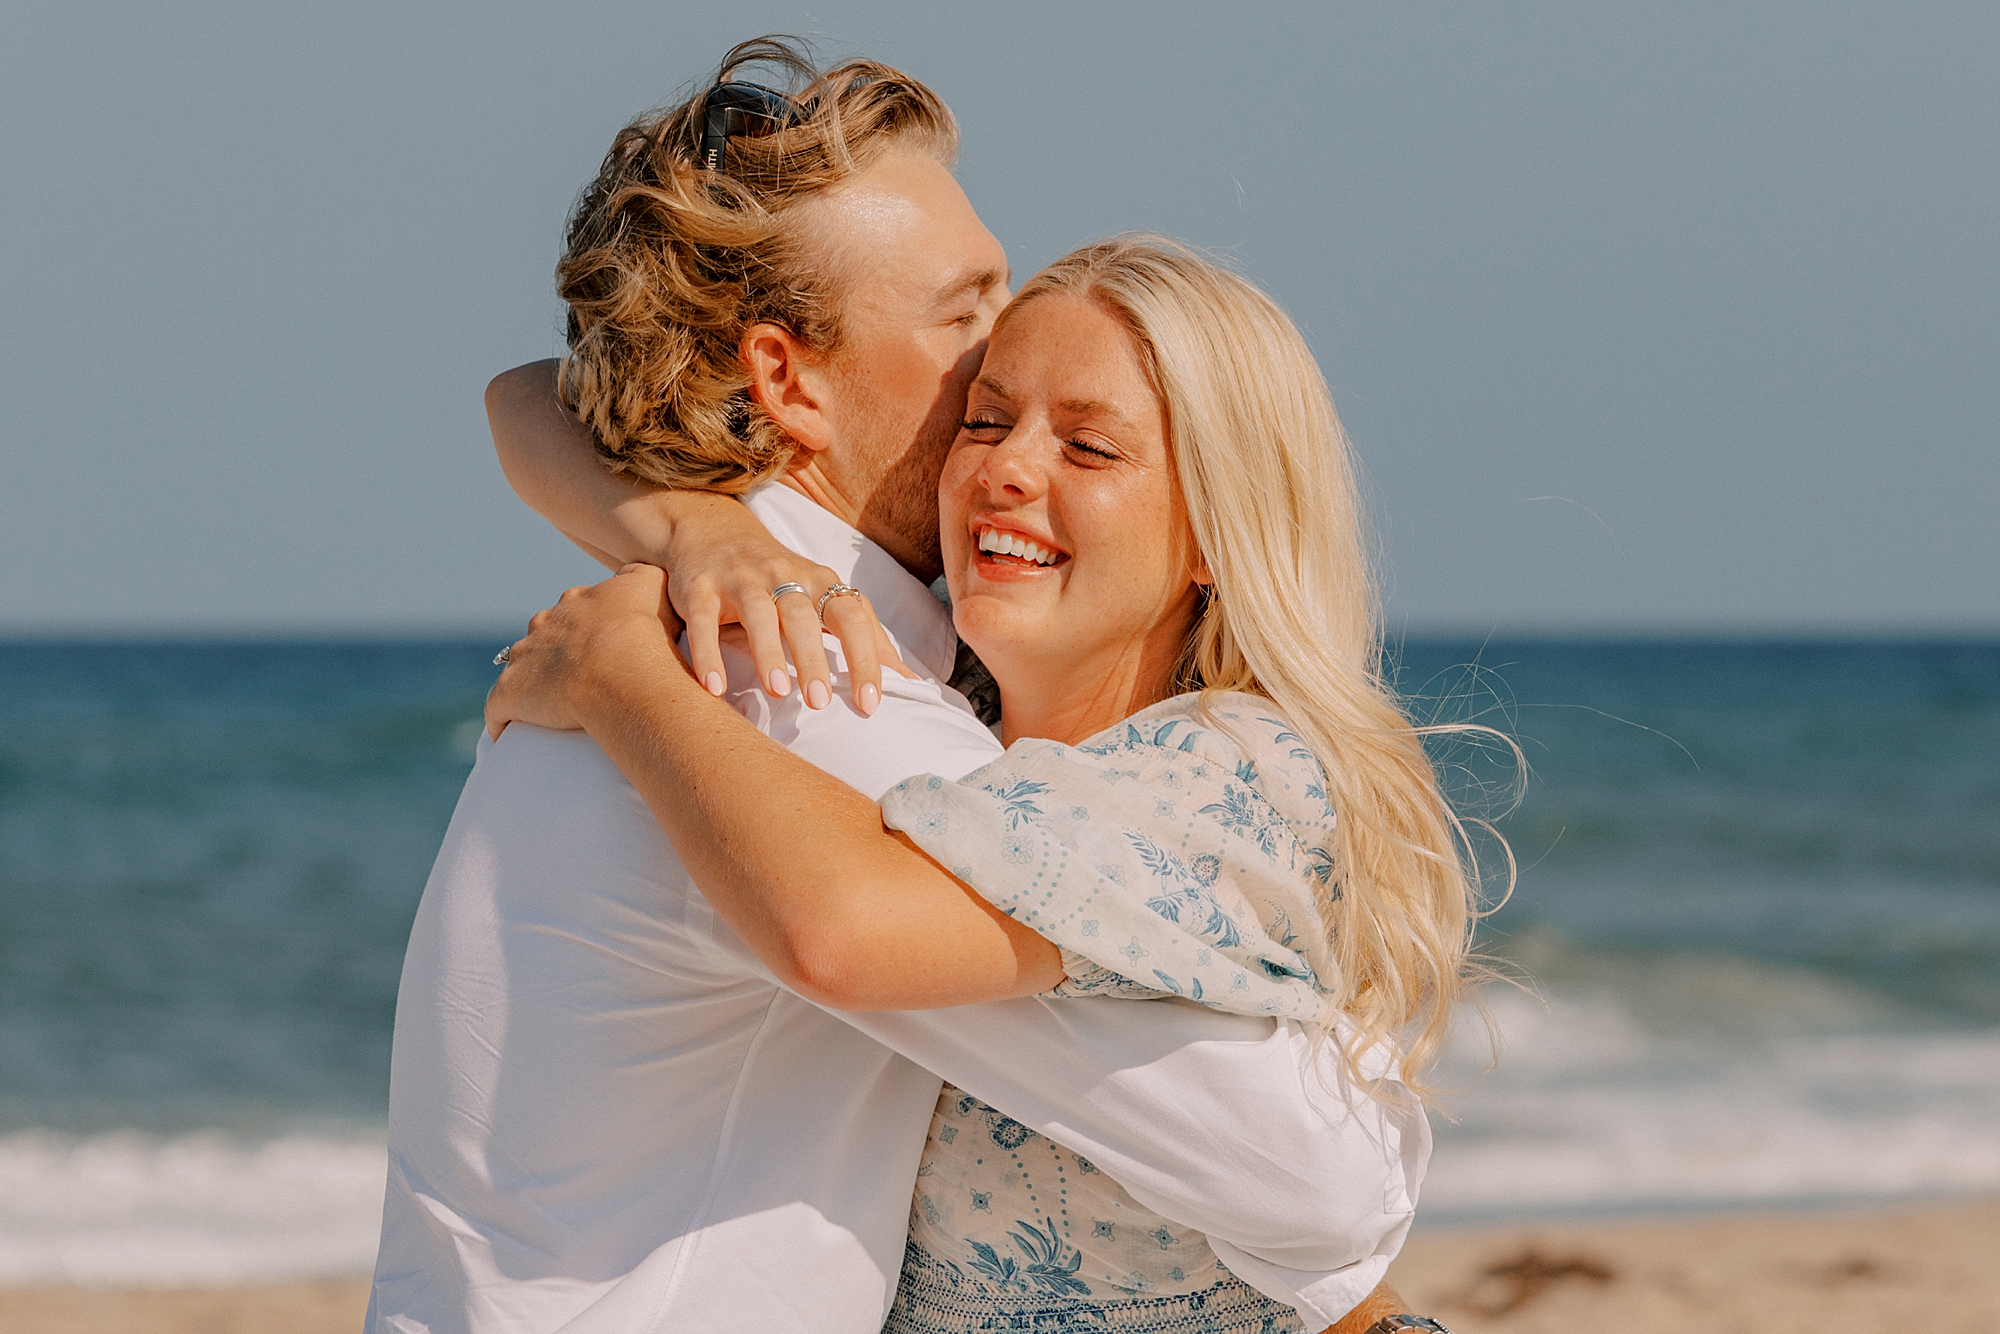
[974,378,1133,429]
[1057,397,1133,428]
[971,372,1016,400]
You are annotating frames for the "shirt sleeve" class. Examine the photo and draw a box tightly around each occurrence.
[721,644,1423,1324]
[717,625,1004,796]
[826,1000,1428,1327]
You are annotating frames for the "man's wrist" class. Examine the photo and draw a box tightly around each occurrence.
[1362,1316,1453,1334]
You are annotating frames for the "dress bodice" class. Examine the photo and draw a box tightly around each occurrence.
[885,1085,1306,1334]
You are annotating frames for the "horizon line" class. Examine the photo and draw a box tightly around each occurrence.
[3,623,1998,646]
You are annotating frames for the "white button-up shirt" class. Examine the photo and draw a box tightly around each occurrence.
[367,484,1425,1334]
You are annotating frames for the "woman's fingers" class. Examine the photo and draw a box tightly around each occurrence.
[819,593,894,715]
[485,565,675,741]
[736,596,795,700]
[663,554,905,715]
[773,589,834,708]
[485,648,520,740]
[679,589,728,697]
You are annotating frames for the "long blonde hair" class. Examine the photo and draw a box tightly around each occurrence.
[1001,238,1512,1096]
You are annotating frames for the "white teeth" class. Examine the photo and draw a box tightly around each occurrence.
[977,528,1060,565]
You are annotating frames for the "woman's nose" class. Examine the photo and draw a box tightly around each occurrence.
[976,432,1050,500]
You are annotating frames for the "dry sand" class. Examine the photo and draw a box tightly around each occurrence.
[1388,1195,2000,1332]
[0,1278,370,1333]
[3,1197,1995,1333]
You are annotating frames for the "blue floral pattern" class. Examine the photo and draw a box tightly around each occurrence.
[878,695,1350,1331]
[893,1087,1305,1333]
[880,692,1340,1026]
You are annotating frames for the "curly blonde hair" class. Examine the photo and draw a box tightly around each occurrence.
[556,37,958,491]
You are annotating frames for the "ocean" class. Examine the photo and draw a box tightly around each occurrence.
[1,638,1995,1283]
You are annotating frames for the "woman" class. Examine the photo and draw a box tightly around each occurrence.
[489,239,1491,1333]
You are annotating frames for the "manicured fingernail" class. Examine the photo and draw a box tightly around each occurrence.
[767,669,790,697]
[703,671,725,696]
[805,679,830,710]
[858,682,880,716]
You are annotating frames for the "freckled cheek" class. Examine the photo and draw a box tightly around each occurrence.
[935,450,985,572]
[1070,492,1186,617]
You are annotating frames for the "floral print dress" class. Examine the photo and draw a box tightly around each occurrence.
[876,692,1355,1333]
[885,1085,1308,1333]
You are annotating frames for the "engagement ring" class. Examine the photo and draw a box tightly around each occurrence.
[816,584,863,623]
[493,646,511,666]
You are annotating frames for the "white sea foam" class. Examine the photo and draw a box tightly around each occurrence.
[1422,982,2000,1219]
[5,983,1997,1282]
[0,1129,386,1285]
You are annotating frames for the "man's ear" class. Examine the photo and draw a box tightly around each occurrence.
[741,323,834,458]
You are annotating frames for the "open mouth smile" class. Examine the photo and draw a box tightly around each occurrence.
[974,526,1068,569]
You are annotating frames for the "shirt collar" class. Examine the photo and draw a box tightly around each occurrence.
[738,483,959,683]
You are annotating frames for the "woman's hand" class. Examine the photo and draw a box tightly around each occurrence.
[486,564,688,741]
[488,362,909,716]
[660,497,911,716]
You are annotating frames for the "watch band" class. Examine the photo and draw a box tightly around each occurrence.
[1363,1318,1454,1334]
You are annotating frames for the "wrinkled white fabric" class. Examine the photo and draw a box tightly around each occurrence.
[367,485,1425,1334]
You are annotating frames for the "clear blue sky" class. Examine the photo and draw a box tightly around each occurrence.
[3,2,1994,634]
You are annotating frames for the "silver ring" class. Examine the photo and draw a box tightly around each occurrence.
[493,645,512,666]
[815,583,863,624]
[770,582,811,605]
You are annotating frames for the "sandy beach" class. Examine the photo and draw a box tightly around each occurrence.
[3,1196,1993,1333]
[1390,1195,2000,1332]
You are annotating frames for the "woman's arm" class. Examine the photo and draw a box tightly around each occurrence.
[484,564,1063,1011]
[486,360,906,710]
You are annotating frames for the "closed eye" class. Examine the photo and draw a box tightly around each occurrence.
[1065,438,1120,463]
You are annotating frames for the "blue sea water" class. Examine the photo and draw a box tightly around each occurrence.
[0,638,1995,1279]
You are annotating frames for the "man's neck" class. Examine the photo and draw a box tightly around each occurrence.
[778,463,932,581]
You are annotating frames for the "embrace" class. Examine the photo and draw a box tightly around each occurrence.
[368,37,1491,1334]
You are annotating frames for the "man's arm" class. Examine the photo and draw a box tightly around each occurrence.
[829,998,1428,1331]
[685,620,1432,1330]
[579,620,1432,1328]
[1327,1283,1412,1334]
[491,559,1432,1328]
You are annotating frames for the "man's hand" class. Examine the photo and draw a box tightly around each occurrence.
[1322,1279,1417,1334]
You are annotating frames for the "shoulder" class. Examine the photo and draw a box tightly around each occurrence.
[720,630,1003,797]
[1068,691,1308,783]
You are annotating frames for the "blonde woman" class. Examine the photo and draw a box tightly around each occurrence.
[488,239,1482,1334]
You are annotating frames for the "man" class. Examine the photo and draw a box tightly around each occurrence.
[369,39,1433,1334]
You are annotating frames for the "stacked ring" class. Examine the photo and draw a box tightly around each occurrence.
[770,582,811,604]
[815,584,863,624]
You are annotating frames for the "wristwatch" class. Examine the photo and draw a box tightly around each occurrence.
[1363,1318,1454,1334]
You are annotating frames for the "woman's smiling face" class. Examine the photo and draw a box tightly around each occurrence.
[939,293,1209,740]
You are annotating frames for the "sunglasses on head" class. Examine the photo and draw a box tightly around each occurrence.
[699,82,801,173]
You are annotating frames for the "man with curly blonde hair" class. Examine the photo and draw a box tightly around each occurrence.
[371,37,1419,1334]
